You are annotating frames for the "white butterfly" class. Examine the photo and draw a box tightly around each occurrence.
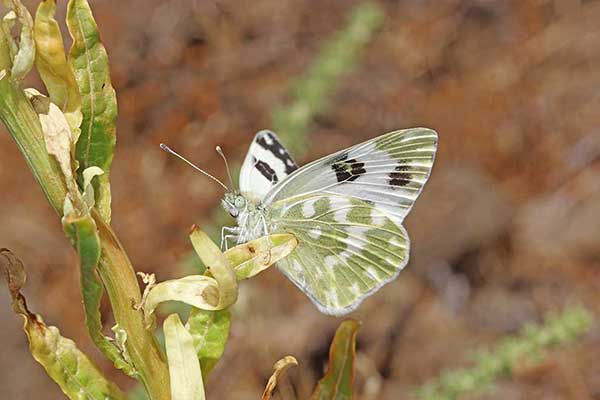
[219,128,438,316]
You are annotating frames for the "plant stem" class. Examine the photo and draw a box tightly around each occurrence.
[0,77,171,400]
[93,208,170,399]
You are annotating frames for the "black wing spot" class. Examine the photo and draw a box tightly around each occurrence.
[389,164,412,187]
[330,153,366,183]
[256,131,298,174]
[253,156,279,183]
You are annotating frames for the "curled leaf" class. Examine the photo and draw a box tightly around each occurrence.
[24,88,87,215]
[135,271,156,311]
[0,11,17,69]
[25,88,73,181]
[186,308,231,379]
[111,325,135,373]
[67,0,117,222]
[143,231,298,322]
[82,166,104,208]
[1,249,126,400]
[63,214,136,376]
[164,313,206,400]
[312,319,361,400]
[33,0,79,112]
[262,356,298,400]
[1,248,25,298]
[190,226,238,308]
[3,0,34,80]
[225,233,298,280]
[142,275,220,326]
[34,0,82,142]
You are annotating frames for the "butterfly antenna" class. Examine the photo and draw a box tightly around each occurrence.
[160,143,229,191]
[215,146,235,189]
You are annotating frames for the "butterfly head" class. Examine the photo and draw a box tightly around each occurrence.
[222,192,247,218]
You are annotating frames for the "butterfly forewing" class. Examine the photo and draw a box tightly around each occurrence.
[265,128,437,222]
[268,193,409,315]
[239,130,298,202]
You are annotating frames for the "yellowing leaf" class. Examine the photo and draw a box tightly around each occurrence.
[312,319,361,400]
[1,249,126,400]
[67,0,116,222]
[33,0,79,113]
[4,0,34,80]
[143,230,298,322]
[262,356,298,400]
[225,233,298,280]
[24,89,91,216]
[39,102,72,183]
[142,275,220,326]
[164,314,206,400]
[24,88,87,215]
[0,11,17,70]
[34,0,82,142]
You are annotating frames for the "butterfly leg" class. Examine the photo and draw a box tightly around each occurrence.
[259,214,273,265]
[220,226,240,251]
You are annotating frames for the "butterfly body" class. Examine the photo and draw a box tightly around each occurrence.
[222,128,437,315]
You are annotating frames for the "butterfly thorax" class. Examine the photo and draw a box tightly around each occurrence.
[222,192,269,243]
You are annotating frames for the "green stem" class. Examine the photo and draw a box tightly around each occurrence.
[93,209,170,398]
[0,77,170,399]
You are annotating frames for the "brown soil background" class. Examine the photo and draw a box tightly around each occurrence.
[1,1,600,399]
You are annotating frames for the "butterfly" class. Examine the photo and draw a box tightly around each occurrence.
[218,128,438,316]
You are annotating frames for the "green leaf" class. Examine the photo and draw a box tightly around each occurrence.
[63,214,136,377]
[1,249,126,400]
[186,308,231,380]
[3,0,35,80]
[164,313,206,400]
[66,0,116,222]
[312,319,361,400]
[34,0,82,142]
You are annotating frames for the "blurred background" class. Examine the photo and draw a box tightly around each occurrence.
[1,0,600,399]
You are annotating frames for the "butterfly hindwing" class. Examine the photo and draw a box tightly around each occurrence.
[239,130,298,202]
[265,128,437,222]
[268,193,409,315]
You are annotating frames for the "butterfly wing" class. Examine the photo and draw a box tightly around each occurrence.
[239,130,298,203]
[265,128,437,222]
[268,193,409,315]
[263,128,437,315]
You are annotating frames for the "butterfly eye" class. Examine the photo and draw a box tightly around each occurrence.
[234,197,246,208]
